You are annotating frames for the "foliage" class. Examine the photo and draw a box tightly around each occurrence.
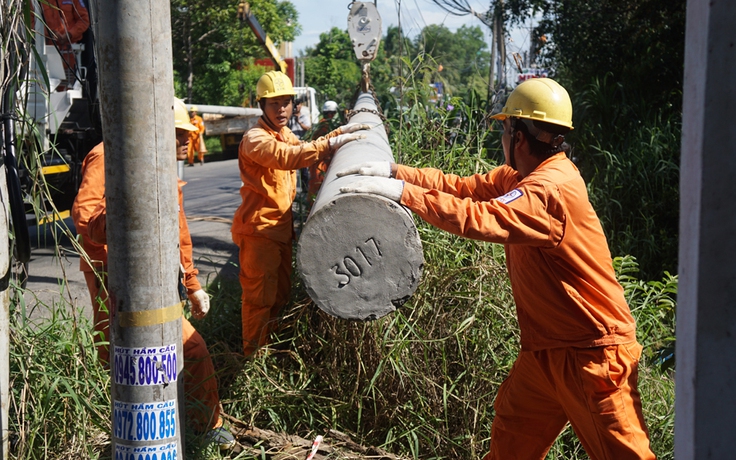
[301,23,490,113]
[170,0,300,105]
[413,24,490,100]
[302,27,362,107]
[8,293,111,459]
[533,0,686,116]
[568,75,681,278]
[493,0,685,279]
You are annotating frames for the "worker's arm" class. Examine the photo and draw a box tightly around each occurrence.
[87,198,107,244]
[339,164,562,246]
[396,164,513,201]
[71,143,105,238]
[337,161,511,201]
[66,0,90,43]
[177,183,201,294]
[177,184,211,319]
[399,177,564,247]
[243,127,331,170]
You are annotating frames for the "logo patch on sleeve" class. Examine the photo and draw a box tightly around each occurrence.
[495,188,523,204]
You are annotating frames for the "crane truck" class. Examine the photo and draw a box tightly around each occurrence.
[189,2,319,160]
[23,1,102,224]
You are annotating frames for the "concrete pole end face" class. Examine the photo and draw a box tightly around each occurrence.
[297,194,424,320]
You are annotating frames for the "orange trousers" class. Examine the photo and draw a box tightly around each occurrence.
[484,342,655,460]
[232,234,292,356]
[84,271,221,432]
[187,135,205,165]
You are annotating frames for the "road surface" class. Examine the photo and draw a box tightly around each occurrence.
[19,158,242,322]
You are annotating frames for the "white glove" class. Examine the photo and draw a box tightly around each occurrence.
[335,161,392,178]
[339,123,372,134]
[339,176,404,202]
[189,289,210,320]
[329,132,367,150]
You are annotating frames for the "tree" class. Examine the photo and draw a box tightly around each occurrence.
[414,24,490,100]
[170,0,300,106]
[501,0,686,277]
[533,0,685,114]
[303,27,362,107]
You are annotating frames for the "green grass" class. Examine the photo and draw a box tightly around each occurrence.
[6,89,675,459]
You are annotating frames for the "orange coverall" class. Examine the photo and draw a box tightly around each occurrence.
[396,152,655,459]
[71,143,221,432]
[232,117,339,356]
[187,114,206,165]
[41,0,89,84]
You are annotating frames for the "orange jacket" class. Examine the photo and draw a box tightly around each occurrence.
[397,153,636,351]
[71,142,106,272]
[232,117,339,243]
[189,115,205,142]
[42,0,90,44]
[72,143,201,293]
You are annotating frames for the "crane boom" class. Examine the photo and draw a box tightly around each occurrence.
[237,2,287,73]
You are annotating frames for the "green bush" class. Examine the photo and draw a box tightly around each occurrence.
[568,75,681,279]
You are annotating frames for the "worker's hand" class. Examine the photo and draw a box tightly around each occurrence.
[339,177,404,202]
[335,161,392,178]
[339,123,372,134]
[329,132,367,150]
[188,289,210,320]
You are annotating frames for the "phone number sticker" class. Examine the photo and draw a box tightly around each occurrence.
[114,345,178,386]
[115,442,178,460]
[113,400,177,442]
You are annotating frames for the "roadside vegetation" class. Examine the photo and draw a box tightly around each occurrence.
[7,91,676,459]
[5,0,682,458]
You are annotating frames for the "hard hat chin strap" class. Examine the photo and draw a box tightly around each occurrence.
[519,118,566,149]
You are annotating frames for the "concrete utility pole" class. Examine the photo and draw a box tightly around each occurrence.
[297,92,424,320]
[677,0,736,458]
[93,0,184,456]
[0,172,8,460]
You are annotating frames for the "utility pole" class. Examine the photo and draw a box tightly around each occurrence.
[488,10,496,104]
[0,168,9,460]
[92,0,184,456]
[495,1,506,91]
[677,0,736,458]
[0,173,8,460]
[481,1,506,110]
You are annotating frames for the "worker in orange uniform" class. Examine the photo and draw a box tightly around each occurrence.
[187,107,206,166]
[232,71,370,356]
[306,100,341,206]
[337,78,655,460]
[71,98,234,450]
[40,0,90,89]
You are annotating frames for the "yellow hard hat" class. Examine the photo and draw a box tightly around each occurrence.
[174,98,197,131]
[256,71,296,101]
[491,78,574,130]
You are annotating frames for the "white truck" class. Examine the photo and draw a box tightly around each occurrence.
[23,1,102,220]
[187,86,319,159]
